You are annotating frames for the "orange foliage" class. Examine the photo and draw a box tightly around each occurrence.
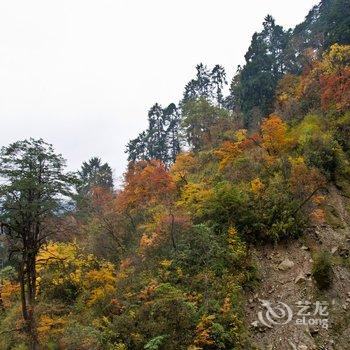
[138,280,158,301]
[312,195,326,205]
[109,298,124,315]
[193,315,216,347]
[90,186,116,215]
[91,186,113,205]
[139,213,190,251]
[289,157,325,199]
[139,232,156,249]
[120,160,176,209]
[261,115,288,156]
[119,257,133,270]
[214,129,257,170]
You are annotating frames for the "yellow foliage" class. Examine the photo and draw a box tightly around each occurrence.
[159,259,173,269]
[220,297,232,314]
[84,263,117,306]
[227,227,247,261]
[37,241,78,269]
[214,141,242,170]
[85,262,115,285]
[289,155,305,166]
[1,281,20,308]
[176,267,184,278]
[37,314,67,342]
[37,242,117,307]
[177,183,213,217]
[235,129,247,142]
[37,242,86,286]
[227,226,237,243]
[320,44,350,74]
[261,115,288,156]
[276,74,301,101]
[171,152,197,182]
[87,284,116,307]
[289,115,323,146]
[251,178,264,195]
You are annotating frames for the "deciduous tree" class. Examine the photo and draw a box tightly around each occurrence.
[0,139,75,349]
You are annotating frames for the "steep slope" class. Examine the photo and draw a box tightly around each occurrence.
[245,186,350,349]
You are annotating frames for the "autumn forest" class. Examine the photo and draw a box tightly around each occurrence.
[1,0,350,349]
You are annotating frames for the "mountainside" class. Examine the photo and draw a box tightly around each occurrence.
[246,185,350,349]
[0,0,350,349]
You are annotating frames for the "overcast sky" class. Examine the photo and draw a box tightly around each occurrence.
[0,0,318,182]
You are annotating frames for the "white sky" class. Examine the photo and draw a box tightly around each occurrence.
[0,0,318,182]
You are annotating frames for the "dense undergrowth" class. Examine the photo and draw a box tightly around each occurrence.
[1,0,350,349]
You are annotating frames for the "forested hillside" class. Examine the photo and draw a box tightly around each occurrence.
[1,0,350,349]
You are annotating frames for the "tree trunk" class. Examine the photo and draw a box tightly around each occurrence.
[19,260,28,321]
[27,252,39,350]
[20,252,39,350]
[0,285,5,312]
[169,213,177,250]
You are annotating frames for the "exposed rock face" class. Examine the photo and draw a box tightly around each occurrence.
[245,184,350,350]
[278,259,295,271]
[295,273,307,284]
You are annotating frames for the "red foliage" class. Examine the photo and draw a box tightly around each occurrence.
[320,67,350,112]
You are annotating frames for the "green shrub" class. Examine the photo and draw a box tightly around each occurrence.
[312,251,333,290]
[0,265,17,281]
[144,335,167,350]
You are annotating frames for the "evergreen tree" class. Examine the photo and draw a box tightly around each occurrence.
[291,0,350,63]
[126,103,182,165]
[182,63,227,106]
[164,103,182,163]
[126,131,148,163]
[183,63,212,103]
[77,157,114,195]
[229,15,289,126]
[211,64,227,106]
[147,103,168,161]
[182,98,231,151]
[321,0,350,49]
